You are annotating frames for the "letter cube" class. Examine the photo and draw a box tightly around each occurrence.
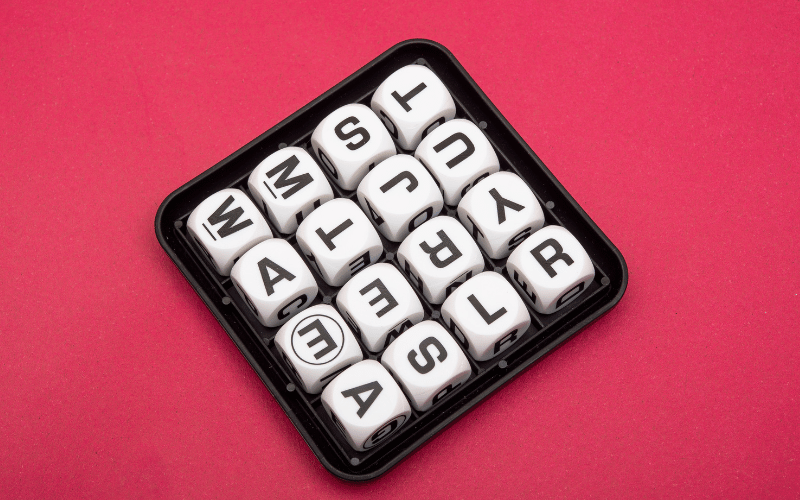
[441,271,531,361]
[415,119,500,206]
[230,239,318,327]
[186,188,273,275]
[321,360,411,451]
[380,321,471,411]
[370,64,456,150]
[296,198,383,286]
[397,216,485,304]
[274,304,364,394]
[247,147,334,234]
[457,171,545,259]
[506,225,595,314]
[336,263,425,353]
[356,154,444,242]
[310,103,396,191]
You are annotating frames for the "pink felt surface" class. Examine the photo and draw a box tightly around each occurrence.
[2,0,799,498]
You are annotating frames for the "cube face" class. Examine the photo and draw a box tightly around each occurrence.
[296,198,383,286]
[380,321,471,411]
[356,154,444,242]
[506,226,595,314]
[336,263,425,353]
[247,147,334,234]
[321,360,411,451]
[441,272,531,361]
[186,188,273,275]
[415,119,500,206]
[230,239,318,327]
[457,172,545,259]
[397,216,485,304]
[311,103,396,191]
[275,305,364,394]
[370,65,456,150]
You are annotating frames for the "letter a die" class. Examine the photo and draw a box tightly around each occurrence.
[457,172,544,259]
[441,272,531,361]
[275,305,364,394]
[397,216,484,304]
[247,147,334,235]
[506,225,595,314]
[415,119,500,206]
[370,65,456,150]
[321,360,411,451]
[380,321,471,411]
[296,198,383,286]
[310,104,396,191]
[230,239,318,327]
[356,154,444,242]
[186,188,273,275]
[336,263,425,353]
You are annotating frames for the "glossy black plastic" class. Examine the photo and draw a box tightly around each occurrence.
[155,39,627,481]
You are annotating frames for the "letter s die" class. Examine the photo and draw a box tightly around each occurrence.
[310,104,396,191]
[380,321,471,411]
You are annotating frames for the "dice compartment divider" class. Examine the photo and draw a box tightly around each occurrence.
[155,39,627,481]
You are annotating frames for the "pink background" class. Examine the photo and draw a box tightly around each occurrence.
[2,1,798,498]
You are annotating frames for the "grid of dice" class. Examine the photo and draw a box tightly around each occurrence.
[183,63,601,456]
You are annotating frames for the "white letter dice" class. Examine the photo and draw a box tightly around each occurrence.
[275,305,364,394]
[186,188,273,275]
[381,321,471,411]
[441,272,531,361]
[457,172,544,259]
[506,226,595,314]
[336,263,425,353]
[321,360,411,451]
[311,104,396,191]
[356,154,443,242]
[296,198,383,286]
[248,147,333,234]
[230,239,318,327]
[415,119,500,206]
[370,65,456,150]
[397,216,485,304]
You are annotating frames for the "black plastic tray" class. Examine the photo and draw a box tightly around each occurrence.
[155,39,628,481]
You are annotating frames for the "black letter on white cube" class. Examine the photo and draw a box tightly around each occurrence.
[258,257,295,296]
[316,219,353,250]
[506,226,595,314]
[266,155,313,199]
[420,230,462,268]
[380,321,471,412]
[433,132,475,169]
[441,272,531,361]
[467,294,507,324]
[392,83,427,112]
[334,116,371,151]
[207,196,253,238]
[531,238,574,277]
[360,278,398,318]
[230,239,317,327]
[407,336,448,374]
